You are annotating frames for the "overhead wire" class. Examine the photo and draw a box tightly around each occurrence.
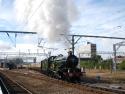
[72,7,125,35]
[25,0,45,26]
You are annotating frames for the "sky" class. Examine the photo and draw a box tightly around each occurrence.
[0,0,125,58]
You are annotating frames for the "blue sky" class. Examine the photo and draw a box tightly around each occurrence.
[0,0,23,30]
[0,0,125,56]
[72,0,125,52]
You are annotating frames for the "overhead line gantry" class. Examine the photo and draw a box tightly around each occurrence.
[61,34,125,55]
[61,34,125,72]
[0,31,37,34]
[0,30,37,47]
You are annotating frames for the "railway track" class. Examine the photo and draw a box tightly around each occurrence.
[0,71,32,94]
[86,83,125,94]
[30,68,125,94]
[0,77,9,94]
[1,69,122,94]
[79,78,125,94]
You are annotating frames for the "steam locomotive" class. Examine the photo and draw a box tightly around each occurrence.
[41,53,84,82]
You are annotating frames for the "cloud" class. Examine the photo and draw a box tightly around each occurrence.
[0,41,12,50]
[16,34,37,44]
[2,43,38,53]
[0,0,125,55]
[0,0,1,4]
[74,0,125,33]
[0,0,22,31]
[72,0,125,52]
[14,0,78,43]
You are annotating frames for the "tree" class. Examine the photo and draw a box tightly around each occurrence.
[80,55,103,69]
[101,59,113,70]
[92,55,103,69]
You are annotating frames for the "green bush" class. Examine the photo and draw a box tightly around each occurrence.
[119,60,125,70]
[80,58,113,70]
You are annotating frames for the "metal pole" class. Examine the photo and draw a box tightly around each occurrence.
[15,33,17,47]
[72,35,75,55]
[113,44,116,71]
[78,53,81,68]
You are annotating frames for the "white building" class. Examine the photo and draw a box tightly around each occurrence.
[78,42,96,58]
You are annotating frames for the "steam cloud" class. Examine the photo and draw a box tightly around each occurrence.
[14,0,78,42]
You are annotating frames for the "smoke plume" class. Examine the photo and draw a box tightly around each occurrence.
[14,0,78,42]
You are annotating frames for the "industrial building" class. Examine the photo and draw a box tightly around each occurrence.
[79,42,97,58]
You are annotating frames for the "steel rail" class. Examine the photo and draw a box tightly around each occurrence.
[13,81,33,94]
[0,77,10,94]
[3,74,33,94]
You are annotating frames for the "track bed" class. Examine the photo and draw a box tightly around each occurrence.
[0,69,119,94]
